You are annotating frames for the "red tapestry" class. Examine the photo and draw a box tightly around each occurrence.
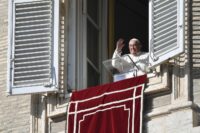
[67,75,147,133]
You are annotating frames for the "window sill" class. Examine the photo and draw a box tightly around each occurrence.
[145,64,171,94]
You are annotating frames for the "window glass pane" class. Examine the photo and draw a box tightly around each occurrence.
[87,62,99,87]
[87,0,99,24]
[87,20,99,67]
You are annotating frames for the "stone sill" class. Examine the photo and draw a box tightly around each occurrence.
[145,101,198,119]
[191,127,200,133]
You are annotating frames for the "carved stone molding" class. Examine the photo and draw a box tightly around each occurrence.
[47,94,70,118]
[145,64,171,94]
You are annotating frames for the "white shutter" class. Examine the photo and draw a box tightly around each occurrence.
[149,0,184,67]
[7,0,59,95]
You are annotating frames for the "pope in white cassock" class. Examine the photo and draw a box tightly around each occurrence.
[112,38,149,81]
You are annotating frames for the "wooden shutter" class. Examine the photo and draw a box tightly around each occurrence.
[149,0,184,67]
[7,0,59,95]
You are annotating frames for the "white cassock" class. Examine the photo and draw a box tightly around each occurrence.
[112,50,149,81]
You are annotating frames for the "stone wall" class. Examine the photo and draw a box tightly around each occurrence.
[144,108,195,133]
[0,0,31,133]
[143,0,200,132]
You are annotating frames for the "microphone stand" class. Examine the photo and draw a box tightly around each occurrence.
[127,55,139,77]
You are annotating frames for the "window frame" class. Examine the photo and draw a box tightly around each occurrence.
[47,0,108,117]
[67,0,107,91]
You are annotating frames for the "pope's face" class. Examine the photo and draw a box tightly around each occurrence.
[129,40,140,55]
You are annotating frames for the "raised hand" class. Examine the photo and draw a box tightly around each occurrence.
[116,38,125,52]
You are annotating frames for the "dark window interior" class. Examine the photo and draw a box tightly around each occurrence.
[114,0,148,54]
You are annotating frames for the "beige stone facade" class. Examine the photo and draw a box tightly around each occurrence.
[0,0,31,133]
[1,0,200,133]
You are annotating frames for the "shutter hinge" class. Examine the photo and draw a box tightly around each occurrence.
[44,79,53,87]
[150,39,159,62]
[44,83,52,88]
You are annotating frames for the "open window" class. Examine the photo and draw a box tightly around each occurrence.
[108,0,184,93]
[110,0,184,67]
[7,0,60,95]
[113,0,148,54]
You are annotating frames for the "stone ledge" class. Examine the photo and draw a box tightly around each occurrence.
[145,101,199,119]
[191,127,200,133]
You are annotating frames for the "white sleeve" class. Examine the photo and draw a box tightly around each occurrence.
[111,50,122,71]
[112,50,122,59]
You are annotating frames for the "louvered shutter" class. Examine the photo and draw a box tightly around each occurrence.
[149,0,184,67]
[7,0,59,95]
